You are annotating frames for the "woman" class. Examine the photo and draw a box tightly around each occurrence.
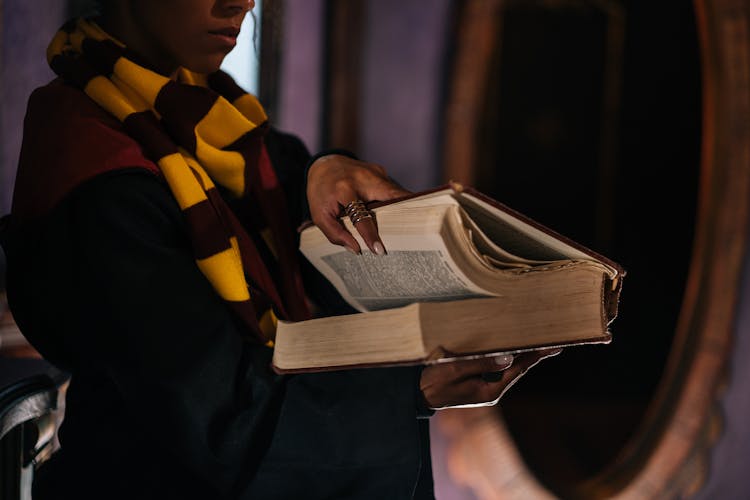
[2,1,559,498]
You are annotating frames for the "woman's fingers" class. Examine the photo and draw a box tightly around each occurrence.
[307,154,410,254]
[443,353,515,380]
[420,348,563,409]
[313,203,362,254]
[342,173,409,254]
[480,348,563,404]
[351,214,384,255]
[421,353,514,408]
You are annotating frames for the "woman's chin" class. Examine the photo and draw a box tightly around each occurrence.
[183,55,227,75]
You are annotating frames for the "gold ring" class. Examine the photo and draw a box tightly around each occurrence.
[344,200,374,225]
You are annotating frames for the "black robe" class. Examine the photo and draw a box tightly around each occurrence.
[1,80,434,500]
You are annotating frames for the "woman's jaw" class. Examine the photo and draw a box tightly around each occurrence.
[98,0,255,78]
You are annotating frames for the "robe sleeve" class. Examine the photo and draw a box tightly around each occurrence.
[22,171,281,494]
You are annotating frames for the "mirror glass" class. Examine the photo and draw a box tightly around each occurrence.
[463,0,703,490]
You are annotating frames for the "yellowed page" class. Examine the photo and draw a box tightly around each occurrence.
[300,205,496,312]
[273,304,427,370]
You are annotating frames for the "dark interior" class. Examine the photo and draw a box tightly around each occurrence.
[467,0,703,491]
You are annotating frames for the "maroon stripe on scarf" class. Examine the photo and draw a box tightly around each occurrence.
[60,19,77,33]
[226,128,311,321]
[182,199,234,260]
[225,125,268,154]
[123,111,179,160]
[245,285,275,322]
[236,139,311,322]
[206,70,247,103]
[225,125,267,201]
[260,146,312,322]
[81,38,121,76]
[208,188,289,318]
[154,80,219,155]
[226,300,267,343]
[49,54,99,90]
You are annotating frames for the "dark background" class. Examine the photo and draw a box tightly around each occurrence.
[473,0,703,488]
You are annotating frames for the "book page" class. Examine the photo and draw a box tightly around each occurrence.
[375,185,617,278]
[369,186,618,279]
[366,189,565,265]
[300,205,495,312]
[459,211,563,267]
[457,193,618,280]
[321,250,487,311]
[458,199,570,261]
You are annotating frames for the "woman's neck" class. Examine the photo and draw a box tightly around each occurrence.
[96,13,180,79]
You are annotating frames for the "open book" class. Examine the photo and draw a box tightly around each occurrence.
[271,182,625,373]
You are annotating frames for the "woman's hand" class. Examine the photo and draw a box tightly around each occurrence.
[420,348,563,410]
[307,154,410,255]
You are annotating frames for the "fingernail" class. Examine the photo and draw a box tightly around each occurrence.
[373,241,386,256]
[345,245,359,255]
[494,354,514,367]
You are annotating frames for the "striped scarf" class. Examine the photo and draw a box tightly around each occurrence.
[47,18,310,345]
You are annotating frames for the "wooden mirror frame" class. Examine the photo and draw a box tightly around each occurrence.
[439,0,750,497]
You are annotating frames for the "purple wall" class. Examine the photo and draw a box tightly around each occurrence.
[277,0,451,192]
[1,1,67,214]
[277,0,325,153]
[359,0,452,192]
[694,231,750,499]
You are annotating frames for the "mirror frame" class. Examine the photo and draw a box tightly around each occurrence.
[438,0,750,497]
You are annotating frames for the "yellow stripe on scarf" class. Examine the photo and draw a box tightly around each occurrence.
[182,153,216,191]
[84,76,137,122]
[177,68,208,87]
[233,94,268,125]
[193,98,255,196]
[196,237,250,303]
[158,153,211,210]
[114,57,171,107]
[111,74,153,114]
[196,96,257,147]
[194,139,247,196]
[259,309,278,346]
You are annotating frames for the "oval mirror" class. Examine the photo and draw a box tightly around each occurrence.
[438,0,750,497]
